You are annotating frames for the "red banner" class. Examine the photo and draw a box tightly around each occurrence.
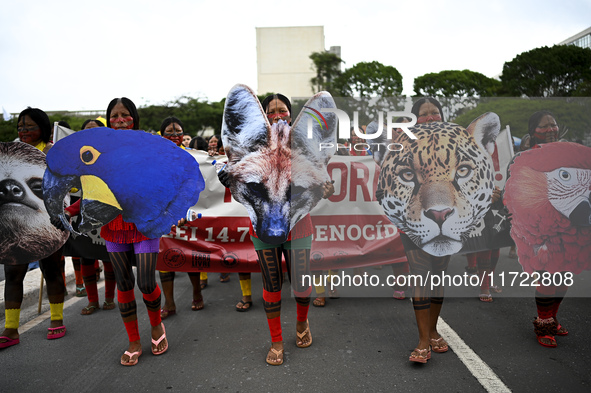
[157,153,406,272]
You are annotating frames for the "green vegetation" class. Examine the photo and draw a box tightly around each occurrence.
[452,97,591,141]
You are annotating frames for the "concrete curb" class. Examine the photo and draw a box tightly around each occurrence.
[0,257,77,320]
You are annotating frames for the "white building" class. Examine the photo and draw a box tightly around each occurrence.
[256,26,326,99]
[559,26,591,49]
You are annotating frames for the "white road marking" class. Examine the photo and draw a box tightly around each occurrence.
[20,280,105,334]
[438,318,512,392]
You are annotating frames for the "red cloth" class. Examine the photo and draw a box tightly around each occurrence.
[124,320,140,342]
[296,303,309,322]
[103,261,116,299]
[143,286,162,327]
[266,316,283,343]
[65,200,149,244]
[81,263,99,302]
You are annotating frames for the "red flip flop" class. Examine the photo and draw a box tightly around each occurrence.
[47,326,66,340]
[0,336,20,349]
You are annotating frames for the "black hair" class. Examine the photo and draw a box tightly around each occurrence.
[17,107,51,143]
[159,116,183,134]
[81,119,103,130]
[411,97,445,122]
[190,136,208,151]
[261,94,292,116]
[57,120,71,129]
[208,134,221,142]
[106,97,140,130]
[527,110,556,136]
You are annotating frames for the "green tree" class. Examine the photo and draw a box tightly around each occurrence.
[501,45,591,97]
[1,113,87,142]
[452,97,591,142]
[334,61,403,97]
[309,51,344,94]
[138,96,225,136]
[0,117,18,142]
[414,69,501,97]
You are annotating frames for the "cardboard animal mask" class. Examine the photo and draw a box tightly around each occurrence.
[371,113,501,256]
[504,142,591,274]
[222,84,337,244]
[0,142,69,265]
[43,128,205,239]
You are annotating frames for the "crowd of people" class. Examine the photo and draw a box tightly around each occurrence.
[0,94,585,369]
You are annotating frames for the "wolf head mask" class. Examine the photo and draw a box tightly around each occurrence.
[221,84,337,244]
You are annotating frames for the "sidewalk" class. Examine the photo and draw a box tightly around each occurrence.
[0,257,77,322]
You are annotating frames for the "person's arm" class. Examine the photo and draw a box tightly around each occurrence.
[64,198,81,217]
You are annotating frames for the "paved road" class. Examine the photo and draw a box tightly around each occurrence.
[1,249,590,392]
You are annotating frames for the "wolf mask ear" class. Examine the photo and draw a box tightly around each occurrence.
[291,91,338,164]
[222,84,270,162]
[466,112,501,155]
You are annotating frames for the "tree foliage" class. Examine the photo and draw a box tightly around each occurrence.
[0,113,87,142]
[334,61,403,97]
[309,51,344,95]
[0,97,226,142]
[452,97,591,142]
[414,69,501,97]
[501,45,591,97]
[138,96,224,136]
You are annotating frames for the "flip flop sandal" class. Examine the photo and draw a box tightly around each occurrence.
[235,300,252,312]
[490,285,503,294]
[537,335,557,348]
[192,298,205,311]
[200,280,208,290]
[81,305,99,315]
[103,301,116,310]
[556,324,569,336]
[151,323,168,355]
[121,348,142,366]
[219,273,230,283]
[296,320,312,348]
[479,293,493,302]
[47,326,66,340]
[430,337,449,353]
[393,290,405,300]
[160,309,176,320]
[312,297,326,307]
[266,347,284,366]
[0,336,20,349]
[409,347,432,363]
[76,286,87,297]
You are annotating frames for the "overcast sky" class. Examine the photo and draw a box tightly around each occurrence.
[1,0,589,113]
